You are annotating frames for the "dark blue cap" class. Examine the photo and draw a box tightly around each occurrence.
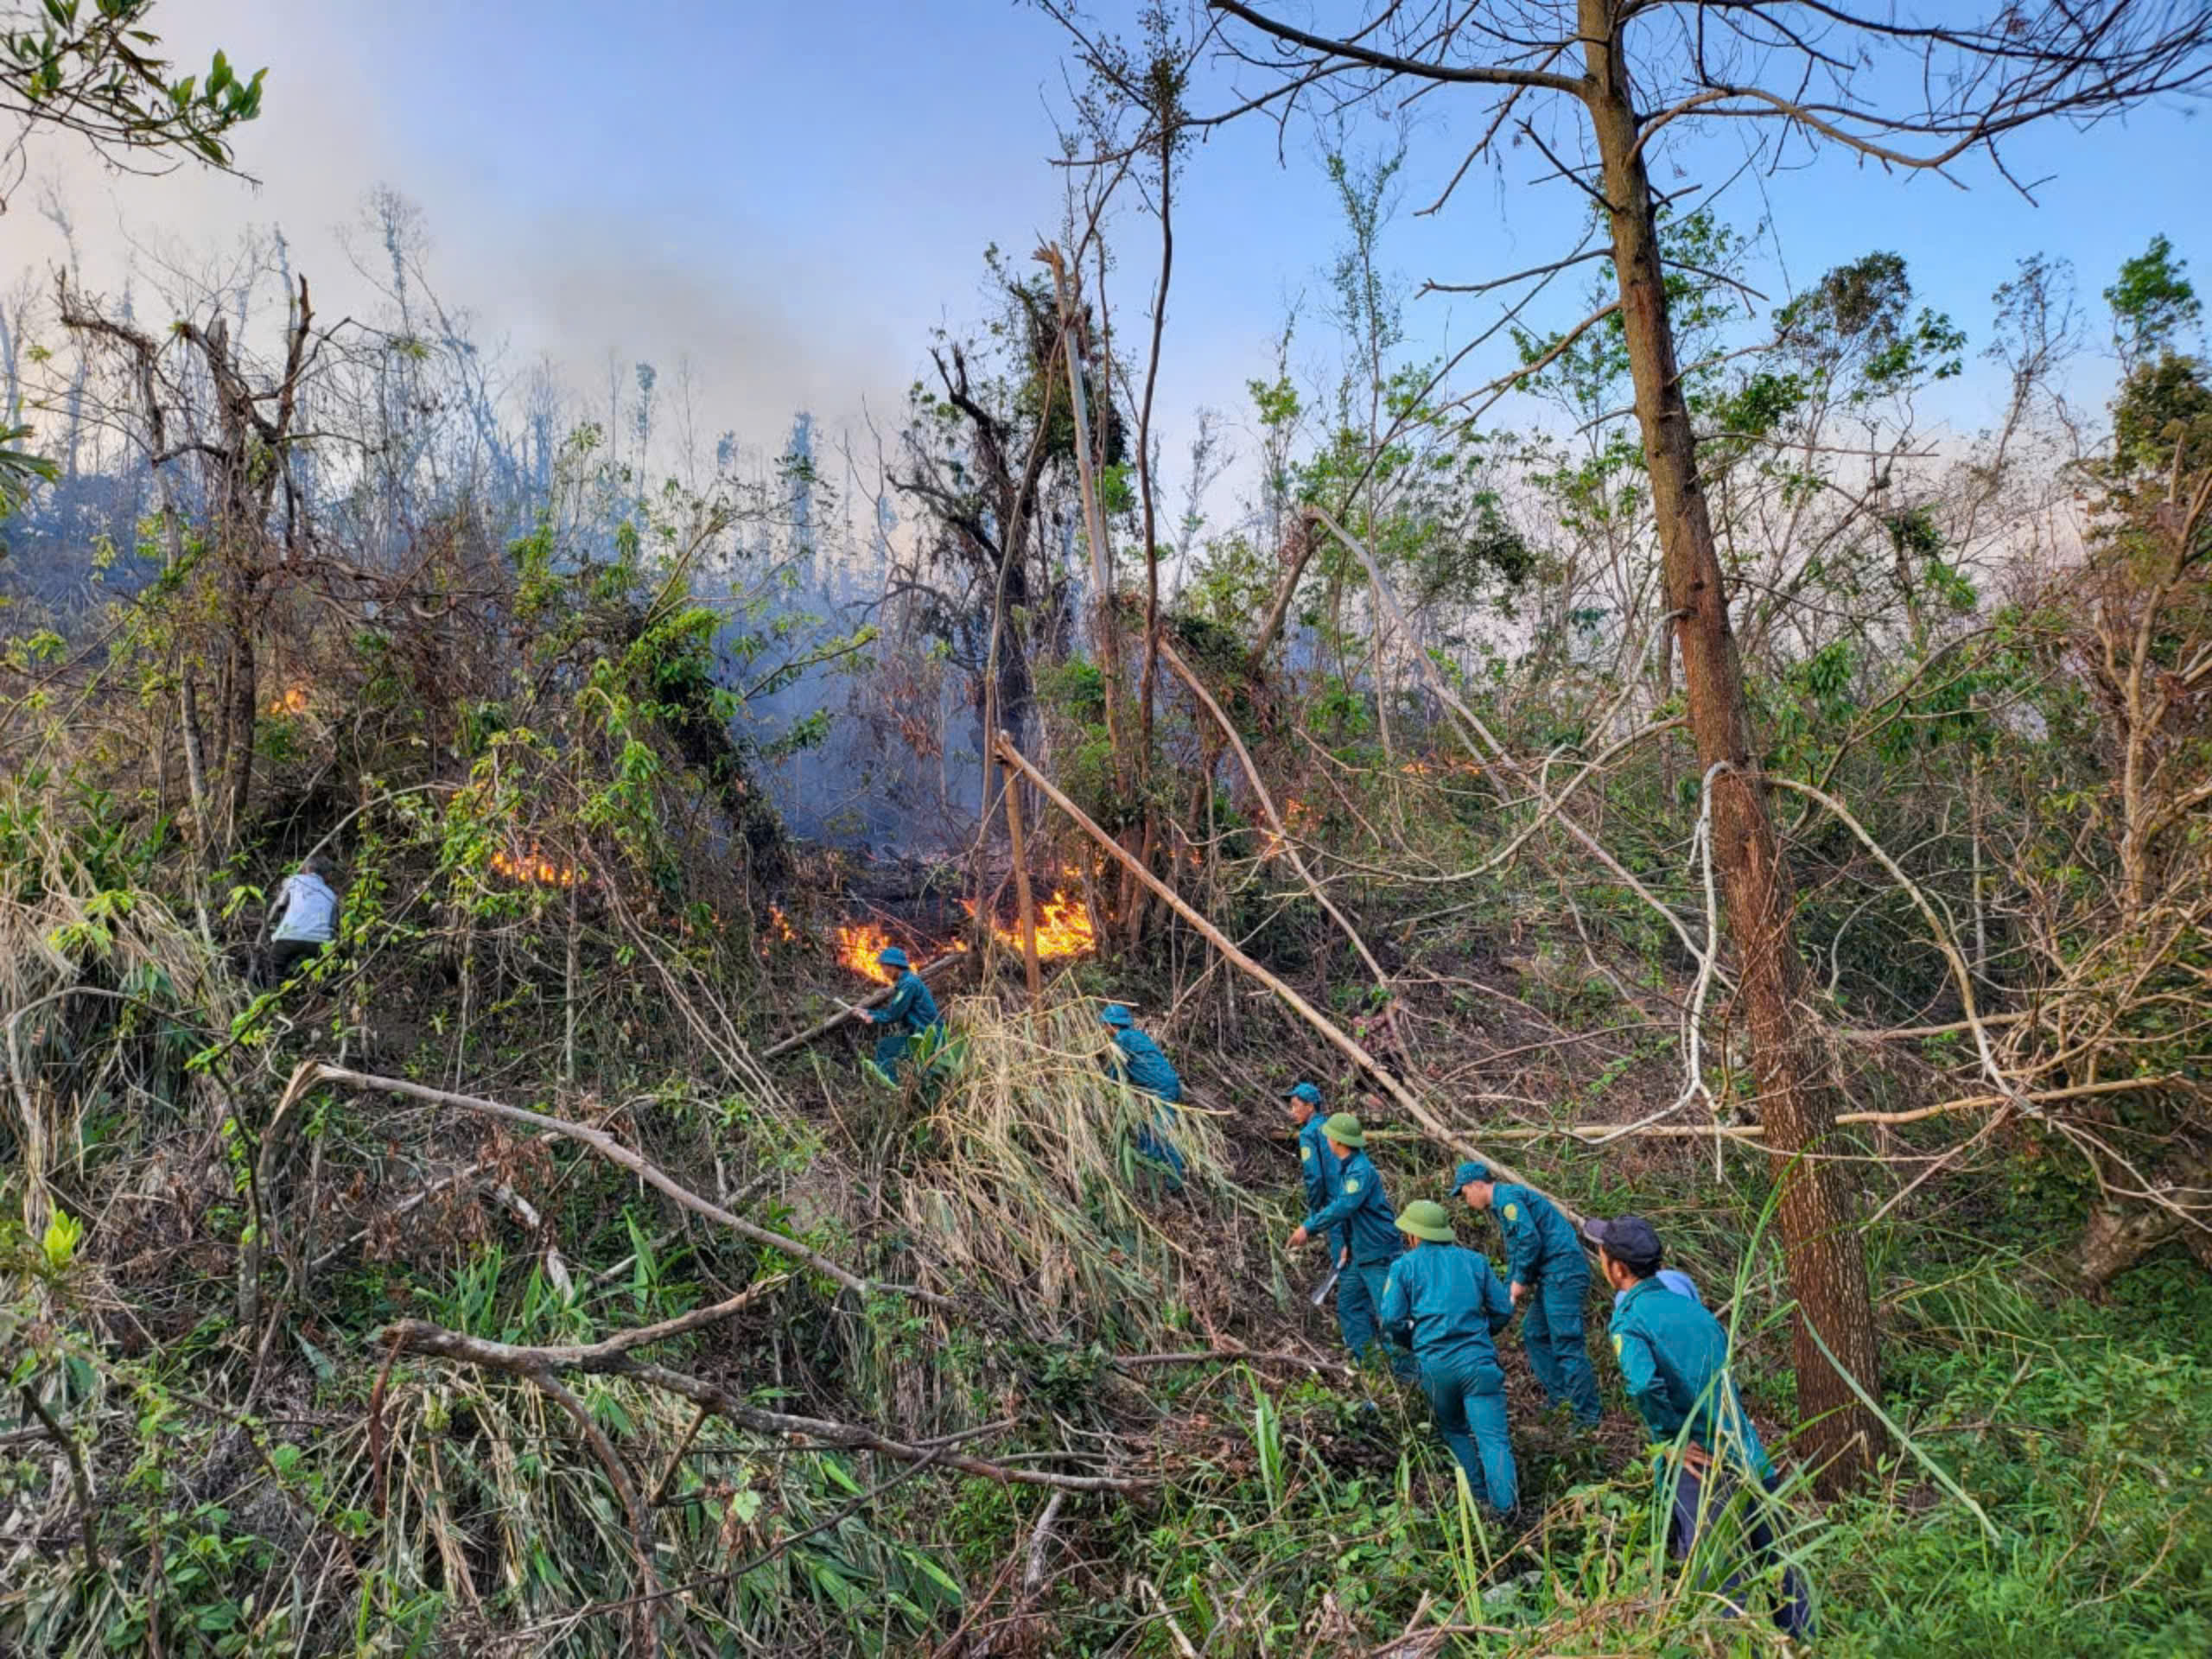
[876,945,910,969]
[1453,1160,1490,1189]
[1099,1003,1133,1027]
[1286,1082,1323,1106]
[1585,1216,1662,1269]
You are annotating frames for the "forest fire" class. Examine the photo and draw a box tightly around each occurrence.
[836,883,1097,983]
[267,684,310,715]
[490,846,587,888]
[1025,887,1097,958]
[968,887,1097,961]
[836,919,904,983]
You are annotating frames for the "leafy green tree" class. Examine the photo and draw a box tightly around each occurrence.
[2105,233,2202,369]
[2106,236,2210,472]
[2,0,263,188]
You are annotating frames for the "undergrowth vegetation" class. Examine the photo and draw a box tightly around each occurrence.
[5,7,2210,1651]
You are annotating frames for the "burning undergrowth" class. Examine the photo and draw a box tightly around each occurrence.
[833,871,1101,983]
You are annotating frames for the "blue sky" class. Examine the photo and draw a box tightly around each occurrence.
[22,1,2209,486]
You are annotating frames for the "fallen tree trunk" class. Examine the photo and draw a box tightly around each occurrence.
[381,1317,1149,1492]
[306,1064,954,1310]
[1110,1347,1352,1379]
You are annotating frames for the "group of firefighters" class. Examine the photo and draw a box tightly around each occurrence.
[265,886,1809,1636]
[846,937,1808,1636]
[1282,1087,1810,1637]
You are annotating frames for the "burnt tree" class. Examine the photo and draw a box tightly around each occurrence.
[893,268,1116,809]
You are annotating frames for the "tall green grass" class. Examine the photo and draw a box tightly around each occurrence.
[1015,1194,2212,1656]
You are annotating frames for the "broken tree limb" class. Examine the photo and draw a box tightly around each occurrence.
[1363,1123,1766,1145]
[1250,513,1319,667]
[389,1277,787,1370]
[1110,1347,1354,1380]
[992,732,1581,1228]
[762,952,963,1060]
[1357,1077,2176,1145]
[1023,1490,1067,1599]
[490,1182,575,1301]
[381,1319,1148,1492]
[1157,636,1411,1057]
[18,1381,102,1569]
[307,1064,954,1310]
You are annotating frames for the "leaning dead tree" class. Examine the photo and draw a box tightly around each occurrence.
[60,273,322,862]
[1186,0,2212,1491]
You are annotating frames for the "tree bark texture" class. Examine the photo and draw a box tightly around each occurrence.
[1580,0,1885,1491]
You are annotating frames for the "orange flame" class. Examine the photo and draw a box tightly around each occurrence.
[1399,755,1483,779]
[267,684,309,715]
[1027,887,1097,959]
[968,887,1097,961]
[836,919,902,983]
[760,904,800,958]
[491,846,587,888]
[1261,798,1316,861]
[836,882,1098,983]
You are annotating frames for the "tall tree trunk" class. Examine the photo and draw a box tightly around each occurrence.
[1039,246,1128,792]
[997,556,1033,760]
[223,615,257,849]
[1582,0,1885,1492]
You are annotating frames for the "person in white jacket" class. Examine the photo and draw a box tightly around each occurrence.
[264,854,340,985]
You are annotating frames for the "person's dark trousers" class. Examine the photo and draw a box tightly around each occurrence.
[1666,1463,1814,1638]
[1130,1112,1186,1190]
[261,938,326,988]
[1519,1259,1602,1424]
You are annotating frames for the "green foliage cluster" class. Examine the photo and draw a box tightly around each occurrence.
[2,1,264,169]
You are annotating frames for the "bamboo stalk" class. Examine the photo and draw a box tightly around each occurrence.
[1004,769,1043,1003]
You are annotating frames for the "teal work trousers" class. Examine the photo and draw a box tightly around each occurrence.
[1421,1352,1518,1516]
[1520,1261,1601,1425]
[1337,1258,1417,1380]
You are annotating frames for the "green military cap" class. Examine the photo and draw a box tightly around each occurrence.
[1396,1199,1455,1243]
[1321,1112,1365,1146]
